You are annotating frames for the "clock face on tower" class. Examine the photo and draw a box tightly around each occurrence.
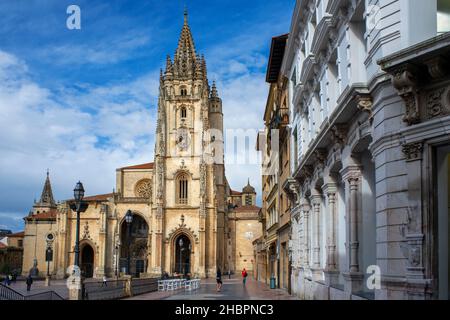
[176,127,190,151]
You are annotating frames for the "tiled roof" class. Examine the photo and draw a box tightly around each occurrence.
[233,205,261,213]
[82,193,114,201]
[66,193,113,202]
[120,162,154,170]
[8,231,24,238]
[25,209,57,221]
[230,190,242,196]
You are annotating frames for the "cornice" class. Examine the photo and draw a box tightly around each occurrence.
[311,16,334,56]
[300,54,317,86]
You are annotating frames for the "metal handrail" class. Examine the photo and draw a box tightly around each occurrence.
[0,282,64,300]
[0,283,25,300]
[25,291,64,300]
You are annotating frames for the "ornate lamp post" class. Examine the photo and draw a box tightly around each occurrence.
[69,182,89,268]
[178,238,184,275]
[69,181,89,300]
[125,210,133,276]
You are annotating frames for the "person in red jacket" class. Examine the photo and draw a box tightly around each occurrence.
[241,268,248,286]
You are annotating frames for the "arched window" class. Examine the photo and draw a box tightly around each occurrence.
[181,107,187,119]
[177,173,188,205]
[180,87,187,96]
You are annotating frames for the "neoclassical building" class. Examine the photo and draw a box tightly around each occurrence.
[281,0,450,300]
[21,12,262,279]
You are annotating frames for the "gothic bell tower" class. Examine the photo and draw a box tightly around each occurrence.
[151,10,226,277]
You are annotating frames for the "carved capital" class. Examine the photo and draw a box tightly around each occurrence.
[402,142,423,161]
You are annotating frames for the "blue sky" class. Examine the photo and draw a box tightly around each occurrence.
[0,0,294,232]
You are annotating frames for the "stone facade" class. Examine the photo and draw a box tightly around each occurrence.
[280,0,450,300]
[0,231,24,274]
[21,12,262,280]
[255,34,292,291]
[227,182,261,275]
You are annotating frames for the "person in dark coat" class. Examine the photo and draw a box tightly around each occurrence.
[26,274,33,291]
[216,268,223,292]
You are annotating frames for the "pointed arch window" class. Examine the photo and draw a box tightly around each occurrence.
[177,173,189,205]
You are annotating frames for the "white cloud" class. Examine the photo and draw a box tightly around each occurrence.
[0,50,158,229]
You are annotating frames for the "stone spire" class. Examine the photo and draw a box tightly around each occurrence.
[39,170,56,206]
[173,9,197,78]
[210,81,219,98]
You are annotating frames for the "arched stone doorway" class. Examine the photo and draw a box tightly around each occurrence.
[120,213,149,277]
[174,234,191,275]
[80,244,94,278]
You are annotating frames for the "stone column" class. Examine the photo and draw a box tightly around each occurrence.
[154,209,163,275]
[341,167,364,293]
[300,202,311,269]
[402,142,427,299]
[310,193,322,280]
[323,182,339,285]
[348,176,360,273]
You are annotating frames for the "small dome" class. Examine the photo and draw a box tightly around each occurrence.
[242,179,255,194]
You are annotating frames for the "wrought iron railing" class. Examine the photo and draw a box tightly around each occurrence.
[0,283,63,300]
[0,283,24,300]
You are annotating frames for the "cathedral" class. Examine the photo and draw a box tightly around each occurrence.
[21,12,261,279]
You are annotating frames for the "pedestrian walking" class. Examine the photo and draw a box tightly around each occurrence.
[241,268,248,286]
[216,268,223,292]
[228,269,231,279]
[101,276,107,287]
[5,274,11,286]
[26,274,33,292]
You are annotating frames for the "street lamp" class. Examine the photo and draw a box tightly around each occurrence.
[125,210,133,276]
[69,181,88,268]
[178,238,184,275]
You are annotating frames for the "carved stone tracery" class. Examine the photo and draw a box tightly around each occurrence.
[135,179,152,199]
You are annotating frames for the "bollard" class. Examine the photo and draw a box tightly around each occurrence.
[124,275,133,297]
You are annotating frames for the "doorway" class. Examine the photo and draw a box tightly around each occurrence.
[436,146,450,299]
[174,234,191,275]
[81,244,94,278]
[120,213,149,277]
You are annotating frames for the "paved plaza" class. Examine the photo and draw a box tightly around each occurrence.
[125,277,295,300]
[3,276,294,300]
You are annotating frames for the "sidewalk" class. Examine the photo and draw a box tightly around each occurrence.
[125,276,296,300]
